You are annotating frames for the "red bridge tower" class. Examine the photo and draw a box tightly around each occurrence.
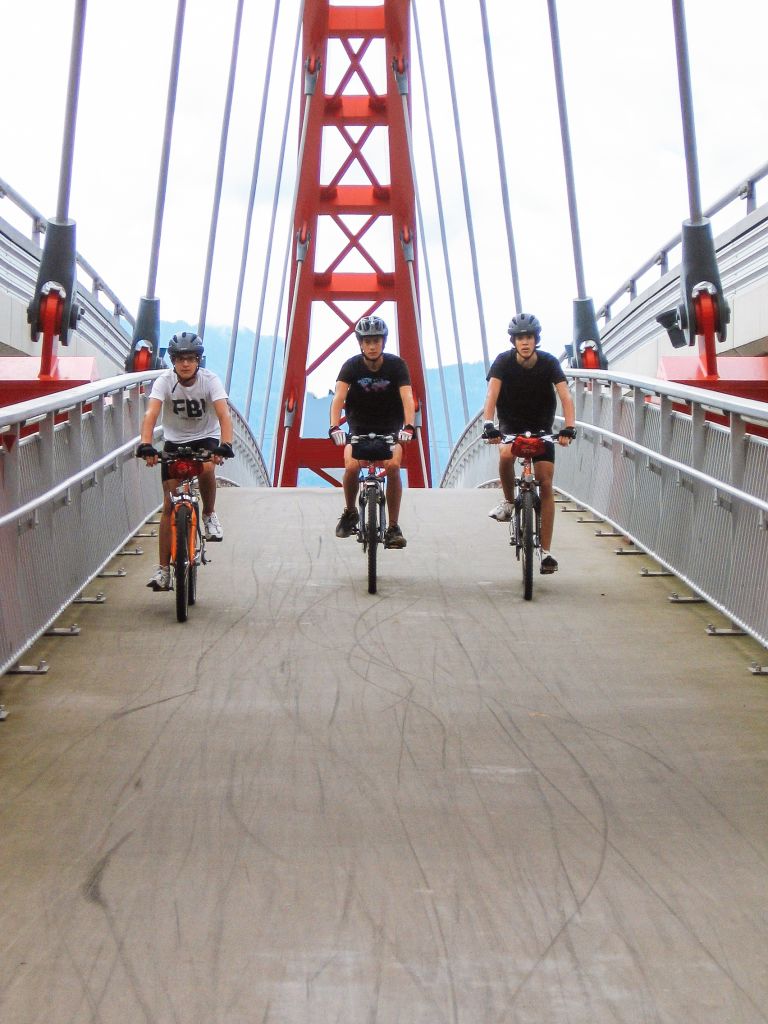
[273,0,431,487]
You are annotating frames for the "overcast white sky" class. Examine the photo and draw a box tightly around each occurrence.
[2,0,767,392]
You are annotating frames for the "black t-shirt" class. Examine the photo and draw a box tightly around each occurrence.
[337,352,411,434]
[487,349,566,433]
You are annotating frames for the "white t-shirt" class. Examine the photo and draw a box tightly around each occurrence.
[150,367,229,443]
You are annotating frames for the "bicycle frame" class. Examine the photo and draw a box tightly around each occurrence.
[502,432,555,600]
[161,449,210,621]
[510,454,542,551]
[357,465,387,541]
[349,433,394,594]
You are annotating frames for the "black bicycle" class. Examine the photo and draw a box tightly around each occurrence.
[349,433,395,594]
[501,431,558,601]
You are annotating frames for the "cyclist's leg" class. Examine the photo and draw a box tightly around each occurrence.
[342,444,361,509]
[383,444,404,524]
[198,462,217,515]
[533,459,556,550]
[498,443,516,502]
[158,479,176,567]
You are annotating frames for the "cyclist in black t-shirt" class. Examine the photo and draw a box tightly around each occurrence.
[481,314,576,574]
[329,315,415,548]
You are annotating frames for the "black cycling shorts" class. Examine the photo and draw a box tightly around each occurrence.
[350,435,395,462]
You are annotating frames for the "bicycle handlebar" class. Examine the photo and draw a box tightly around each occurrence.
[500,431,558,444]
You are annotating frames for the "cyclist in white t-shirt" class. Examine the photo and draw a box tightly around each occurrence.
[136,332,234,591]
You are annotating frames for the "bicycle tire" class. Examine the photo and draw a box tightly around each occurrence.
[521,490,534,601]
[367,487,378,594]
[175,504,190,622]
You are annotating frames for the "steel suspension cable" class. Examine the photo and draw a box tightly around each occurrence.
[478,0,522,314]
[393,54,453,455]
[437,0,490,373]
[274,58,317,384]
[223,0,282,392]
[416,190,453,454]
[671,0,703,223]
[546,0,587,300]
[245,10,302,421]
[274,54,323,486]
[197,0,245,338]
[146,0,186,301]
[412,0,470,423]
[56,0,87,222]
[259,224,293,453]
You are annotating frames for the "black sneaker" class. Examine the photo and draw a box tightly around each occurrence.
[384,524,407,549]
[335,508,359,538]
[540,555,558,574]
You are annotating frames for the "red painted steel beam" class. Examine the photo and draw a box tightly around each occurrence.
[274,0,431,488]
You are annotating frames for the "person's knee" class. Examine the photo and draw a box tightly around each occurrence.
[537,472,555,498]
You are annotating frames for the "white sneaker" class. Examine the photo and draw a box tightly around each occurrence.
[488,500,514,522]
[147,566,170,591]
[203,511,223,541]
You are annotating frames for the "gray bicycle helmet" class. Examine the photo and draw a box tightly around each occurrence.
[354,315,388,343]
[168,331,204,360]
[507,313,542,345]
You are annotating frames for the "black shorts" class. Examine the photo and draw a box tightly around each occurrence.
[161,437,219,481]
[350,434,396,462]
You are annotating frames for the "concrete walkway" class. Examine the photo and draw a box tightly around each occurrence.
[1,487,767,1023]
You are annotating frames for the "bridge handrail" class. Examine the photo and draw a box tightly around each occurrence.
[597,160,768,322]
[0,370,271,489]
[441,370,768,649]
[0,175,135,326]
[0,373,270,675]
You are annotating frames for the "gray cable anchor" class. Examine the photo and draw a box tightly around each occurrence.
[27,1,86,356]
[656,0,731,352]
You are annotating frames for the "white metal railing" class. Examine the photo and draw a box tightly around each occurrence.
[441,371,768,648]
[0,372,270,675]
[0,177,134,329]
[596,162,768,325]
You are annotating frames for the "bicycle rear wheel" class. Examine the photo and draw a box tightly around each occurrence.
[367,489,378,594]
[521,490,534,601]
[174,505,191,622]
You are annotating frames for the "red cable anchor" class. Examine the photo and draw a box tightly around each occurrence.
[38,286,66,380]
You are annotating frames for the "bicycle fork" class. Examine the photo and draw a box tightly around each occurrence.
[510,484,542,554]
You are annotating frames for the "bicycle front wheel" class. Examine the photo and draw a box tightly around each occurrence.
[367,489,378,594]
[521,490,534,601]
[174,504,191,622]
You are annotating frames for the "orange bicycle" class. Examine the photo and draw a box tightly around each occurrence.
[160,447,211,622]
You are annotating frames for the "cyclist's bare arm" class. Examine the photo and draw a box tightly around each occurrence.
[481,376,505,440]
[555,380,576,445]
[399,384,415,432]
[330,381,349,431]
[211,397,234,464]
[138,398,163,465]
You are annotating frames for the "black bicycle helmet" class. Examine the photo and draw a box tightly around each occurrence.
[507,313,542,345]
[168,331,204,360]
[354,315,388,343]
